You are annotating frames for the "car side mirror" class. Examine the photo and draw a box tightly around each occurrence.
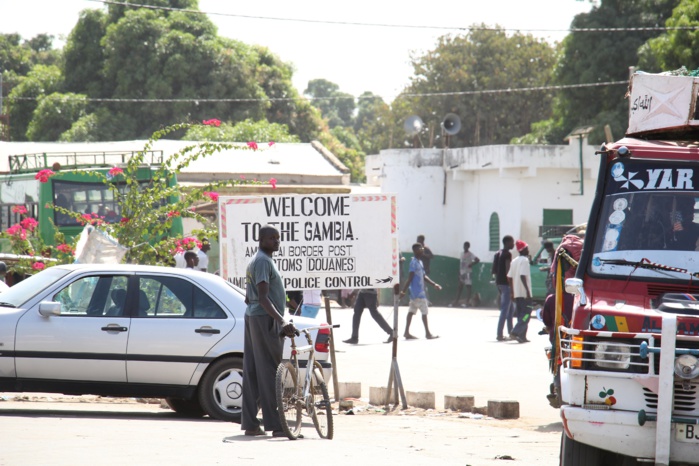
[38,301,61,317]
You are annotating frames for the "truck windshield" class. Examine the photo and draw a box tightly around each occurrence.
[591,158,699,280]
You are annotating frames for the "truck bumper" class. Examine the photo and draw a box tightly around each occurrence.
[561,405,699,463]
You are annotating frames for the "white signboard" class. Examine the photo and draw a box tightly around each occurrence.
[627,73,699,135]
[219,194,399,290]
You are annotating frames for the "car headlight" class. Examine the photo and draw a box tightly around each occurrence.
[592,342,631,370]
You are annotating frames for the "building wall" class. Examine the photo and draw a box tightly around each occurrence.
[367,140,598,261]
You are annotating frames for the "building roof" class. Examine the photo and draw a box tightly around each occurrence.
[0,139,350,186]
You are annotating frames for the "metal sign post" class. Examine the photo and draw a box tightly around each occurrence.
[324,296,340,401]
[385,284,407,410]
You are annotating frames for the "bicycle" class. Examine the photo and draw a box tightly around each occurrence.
[276,323,339,440]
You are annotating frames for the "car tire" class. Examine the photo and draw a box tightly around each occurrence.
[165,397,205,418]
[198,356,244,422]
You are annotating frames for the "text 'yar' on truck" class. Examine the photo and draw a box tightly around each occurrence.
[560,72,699,466]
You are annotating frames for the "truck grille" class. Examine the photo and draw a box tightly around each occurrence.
[643,384,697,414]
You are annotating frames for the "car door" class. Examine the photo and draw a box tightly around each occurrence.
[125,274,236,385]
[14,273,131,382]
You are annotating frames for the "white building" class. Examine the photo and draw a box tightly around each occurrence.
[366,135,599,304]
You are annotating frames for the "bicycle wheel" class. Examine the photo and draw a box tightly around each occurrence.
[276,361,302,440]
[310,368,334,439]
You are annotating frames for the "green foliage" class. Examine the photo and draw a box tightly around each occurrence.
[304,79,356,128]
[402,26,557,148]
[354,93,393,154]
[638,0,699,72]
[510,118,561,144]
[183,118,300,142]
[546,0,679,145]
[62,9,107,96]
[7,64,63,141]
[26,93,88,141]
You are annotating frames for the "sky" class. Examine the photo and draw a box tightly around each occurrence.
[0,0,593,102]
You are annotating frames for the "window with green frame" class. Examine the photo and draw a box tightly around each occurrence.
[489,212,500,251]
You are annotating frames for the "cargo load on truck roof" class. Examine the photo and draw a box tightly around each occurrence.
[627,71,699,138]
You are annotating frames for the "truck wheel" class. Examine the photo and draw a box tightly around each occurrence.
[164,398,205,418]
[560,432,600,465]
[560,433,638,466]
[198,357,244,422]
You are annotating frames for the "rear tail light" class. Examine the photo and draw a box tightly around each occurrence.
[315,324,331,353]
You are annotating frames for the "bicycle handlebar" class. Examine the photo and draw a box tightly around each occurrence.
[279,321,340,337]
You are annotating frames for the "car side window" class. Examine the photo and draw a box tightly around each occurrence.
[193,287,226,318]
[54,275,129,316]
[138,275,225,318]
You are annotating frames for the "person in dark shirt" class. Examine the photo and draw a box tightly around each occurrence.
[494,235,515,341]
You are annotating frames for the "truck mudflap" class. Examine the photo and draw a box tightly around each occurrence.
[560,314,699,465]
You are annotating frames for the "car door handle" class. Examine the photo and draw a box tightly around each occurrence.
[195,327,221,334]
[101,325,128,332]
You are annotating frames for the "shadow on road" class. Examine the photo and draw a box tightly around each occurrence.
[535,421,562,433]
[0,407,217,422]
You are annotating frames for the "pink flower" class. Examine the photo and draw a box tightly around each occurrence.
[167,211,180,218]
[6,224,22,236]
[31,262,45,271]
[108,166,124,177]
[57,243,73,254]
[202,119,221,127]
[240,175,246,180]
[269,178,277,189]
[11,205,27,214]
[247,141,258,151]
[120,217,130,224]
[203,191,219,202]
[35,169,55,183]
[20,217,38,231]
[268,141,275,147]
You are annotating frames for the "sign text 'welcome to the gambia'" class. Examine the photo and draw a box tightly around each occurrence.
[219,194,399,290]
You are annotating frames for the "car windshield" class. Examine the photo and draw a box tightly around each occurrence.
[0,267,71,308]
[590,158,699,280]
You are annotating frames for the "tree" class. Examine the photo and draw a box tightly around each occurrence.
[62,9,108,97]
[637,0,699,72]
[7,64,63,141]
[26,92,88,141]
[401,26,557,148]
[304,79,356,128]
[546,0,679,145]
[354,92,394,154]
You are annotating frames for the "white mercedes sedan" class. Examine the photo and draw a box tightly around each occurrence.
[0,264,333,421]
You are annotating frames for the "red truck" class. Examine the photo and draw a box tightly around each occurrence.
[559,72,699,465]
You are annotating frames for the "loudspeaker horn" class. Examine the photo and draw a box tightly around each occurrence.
[441,113,461,135]
[403,115,424,136]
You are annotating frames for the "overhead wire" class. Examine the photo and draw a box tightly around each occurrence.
[5,80,629,104]
[87,0,699,33]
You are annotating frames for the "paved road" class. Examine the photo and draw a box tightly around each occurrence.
[0,304,563,465]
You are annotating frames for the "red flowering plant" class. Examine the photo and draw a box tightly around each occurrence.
[44,122,267,266]
[0,205,68,276]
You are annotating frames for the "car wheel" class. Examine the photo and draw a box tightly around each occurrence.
[165,397,205,418]
[198,356,244,422]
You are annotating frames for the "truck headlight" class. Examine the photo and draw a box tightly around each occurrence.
[592,342,631,370]
[674,354,699,380]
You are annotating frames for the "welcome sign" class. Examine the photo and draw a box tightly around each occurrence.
[219,194,399,290]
